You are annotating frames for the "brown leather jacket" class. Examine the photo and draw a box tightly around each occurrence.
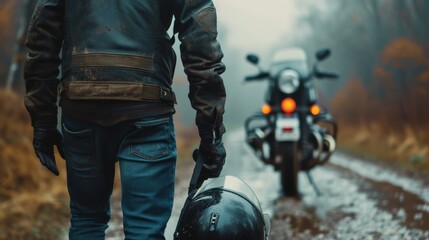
[24,0,226,139]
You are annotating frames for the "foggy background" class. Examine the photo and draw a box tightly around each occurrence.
[175,0,323,129]
[0,0,428,239]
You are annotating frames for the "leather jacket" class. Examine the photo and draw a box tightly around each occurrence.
[24,0,226,139]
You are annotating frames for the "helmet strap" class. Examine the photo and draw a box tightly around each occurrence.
[188,149,205,195]
[174,149,205,240]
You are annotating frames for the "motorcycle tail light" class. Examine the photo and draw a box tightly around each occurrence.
[281,98,296,113]
[310,104,321,115]
[261,104,272,115]
[283,127,293,132]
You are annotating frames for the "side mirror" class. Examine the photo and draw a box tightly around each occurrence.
[246,54,260,65]
[315,49,331,61]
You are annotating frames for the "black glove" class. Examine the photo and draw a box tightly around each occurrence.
[193,138,226,187]
[33,128,65,176]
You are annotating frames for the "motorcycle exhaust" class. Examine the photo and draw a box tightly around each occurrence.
[305,130,335,169]
[319,134,336,164]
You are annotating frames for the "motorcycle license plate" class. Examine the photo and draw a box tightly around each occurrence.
[275,116,300,141]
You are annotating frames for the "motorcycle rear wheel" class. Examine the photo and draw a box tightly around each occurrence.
[279,142,299,197]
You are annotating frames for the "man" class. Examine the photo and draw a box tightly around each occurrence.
[24,0,226,239]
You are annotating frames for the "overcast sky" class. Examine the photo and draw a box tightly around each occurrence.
[215,0,302,51]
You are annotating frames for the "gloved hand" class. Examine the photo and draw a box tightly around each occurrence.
[33,128,65,176]
[193,138,226,187]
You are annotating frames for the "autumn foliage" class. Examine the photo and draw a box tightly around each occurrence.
[331,38,429,170]
[291,0,429,170]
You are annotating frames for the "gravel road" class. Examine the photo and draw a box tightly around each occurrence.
[97,129,429,240]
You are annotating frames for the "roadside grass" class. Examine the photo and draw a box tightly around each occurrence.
[174,121,199,166]
[337,124,429,174]
[0,88,199,239]
[0,89,69,240]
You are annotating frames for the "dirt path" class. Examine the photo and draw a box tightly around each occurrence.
[226,130,429,240]
[97,129,429,239]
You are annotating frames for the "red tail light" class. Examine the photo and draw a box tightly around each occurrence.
[283,127,293,132]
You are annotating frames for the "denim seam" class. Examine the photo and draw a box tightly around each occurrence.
[133,117,170,128]
[129,144,170,161]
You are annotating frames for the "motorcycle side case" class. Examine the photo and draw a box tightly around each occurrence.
[275,114,300,141]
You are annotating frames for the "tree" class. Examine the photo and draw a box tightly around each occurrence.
[6,0,37,92]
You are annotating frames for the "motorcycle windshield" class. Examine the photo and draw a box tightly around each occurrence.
[195,176,263,212]
[269,60,309,78]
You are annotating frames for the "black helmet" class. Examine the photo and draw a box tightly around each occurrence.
[174,176,270,240]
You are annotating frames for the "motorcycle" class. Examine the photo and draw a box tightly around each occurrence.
[244,48,339,197]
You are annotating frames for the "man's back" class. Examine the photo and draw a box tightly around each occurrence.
[61,0,175,90]
[24,1,227,238]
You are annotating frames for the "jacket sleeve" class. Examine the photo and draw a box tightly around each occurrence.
[24,0,64,128]
[174,0,226,140]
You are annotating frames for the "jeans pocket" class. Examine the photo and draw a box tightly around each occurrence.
[62,123,96,170]
[125,116,173,162]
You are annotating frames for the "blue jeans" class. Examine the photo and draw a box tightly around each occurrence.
[61,113,176,240]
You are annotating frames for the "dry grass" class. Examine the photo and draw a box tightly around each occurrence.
[0,89,69,240]
[174,119,199,166]
[337,123,429,173]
